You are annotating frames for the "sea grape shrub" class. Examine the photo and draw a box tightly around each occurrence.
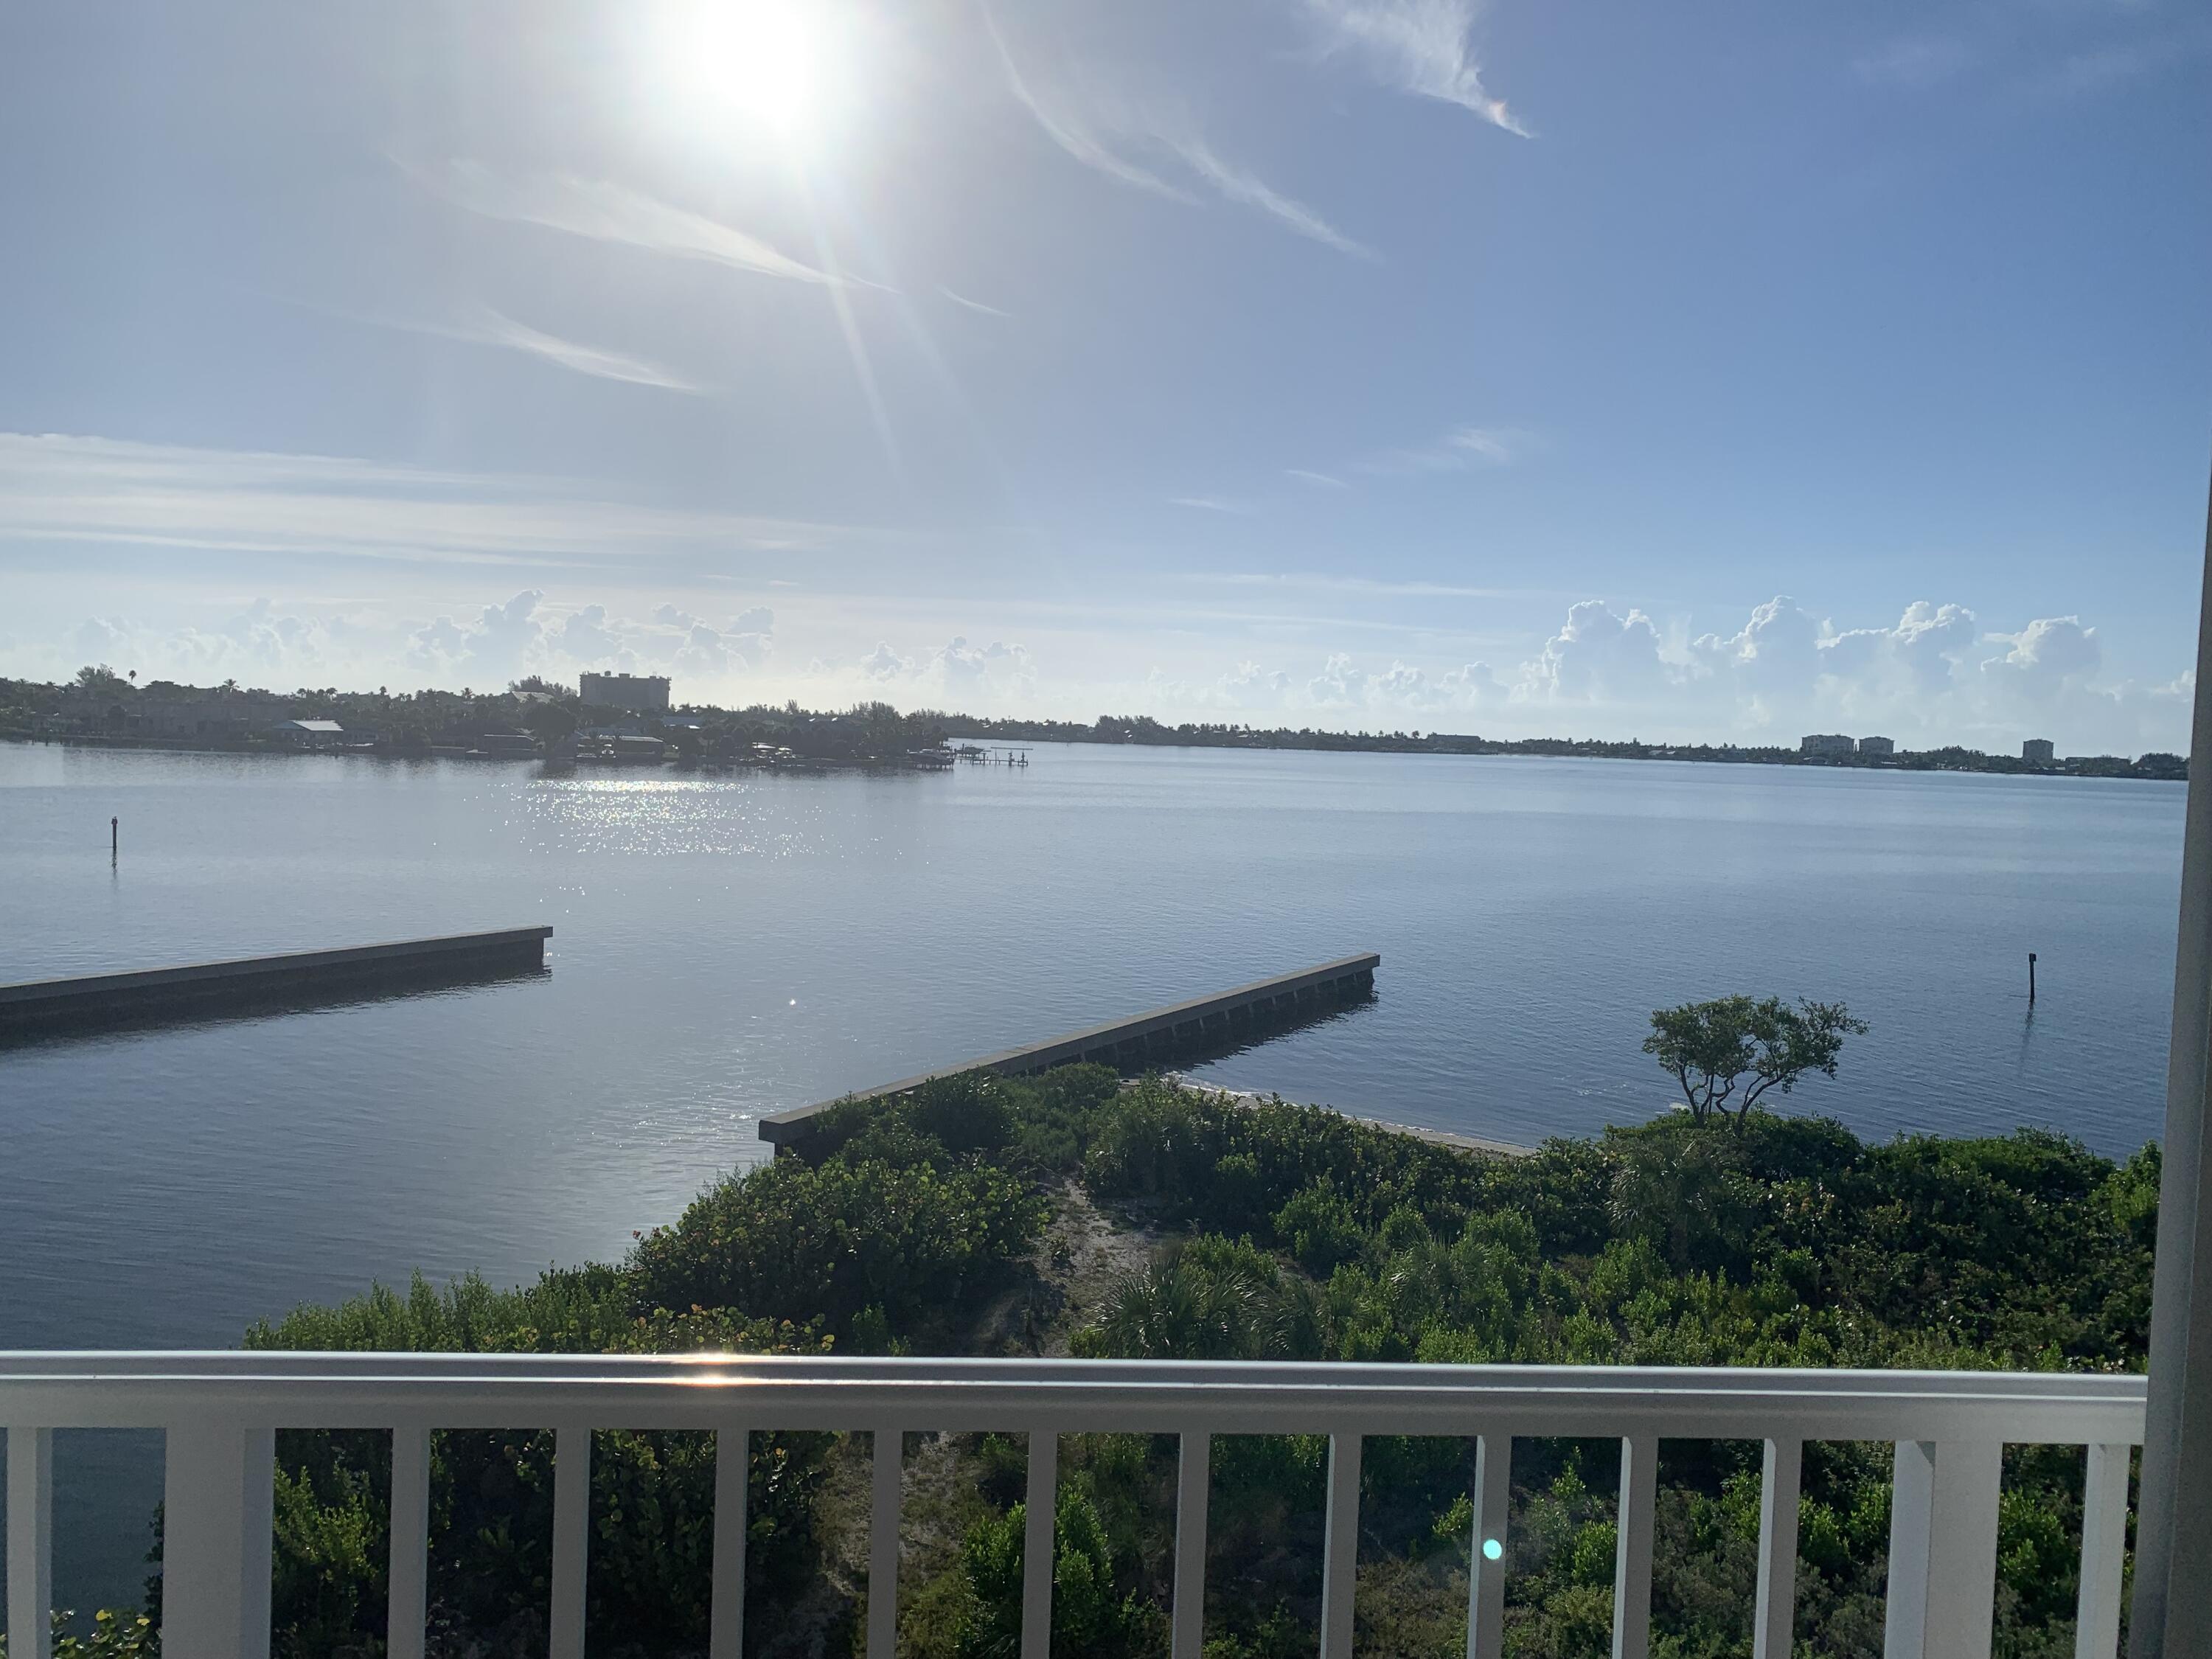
[1272,1180,1363,1276]
[245,1270,832,1659]
[1080,1082,1497,1241]
[629,1152,1048,1345]
[953,1487,1161,1659]
[0,1611,159,1659]
[908,1071,1015,1155]
[792,1064,1120,1176]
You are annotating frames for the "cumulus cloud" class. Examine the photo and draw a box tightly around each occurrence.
[860,641,911,681]
[1826,601,1979,695]
[1980,616,2100,703]
[1526,601,1669,702]
[557,605,626,665]
[931,636,1034,698]
[408,590,547,680]
[1222,661,1293,701]
[74,616,131,664]
[1309,653,1370,704]
[1441,661,1505,701]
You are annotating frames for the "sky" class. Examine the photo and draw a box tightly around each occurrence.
[1,0,2208,751]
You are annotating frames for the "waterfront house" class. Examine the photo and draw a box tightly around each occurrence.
[264,718,344,749]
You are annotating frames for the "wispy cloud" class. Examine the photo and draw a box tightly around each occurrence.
[1172,139,1374,257]
[465,310,702,392]
[2035,24,2212,99]
[1171,495,1258,515]
[417,161,866,288]
[982,15,1192,201]
[1852,36,1975,89]
[938,285,1012,319]
[0,433,846,569]
[986,12,1366,255]
[1284,467,1349,488]
[1359,424,1518,474]
[1181,571,1554,600]
[1299,0,1528,136]
[380,305,705,394]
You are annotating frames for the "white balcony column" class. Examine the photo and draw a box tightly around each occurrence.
[1882,1439,2000,1659]
[1750,1436,1801,1659]
[1171,1431,1211,1659]
[386,1427,431,1659]
[7,1426,54,1659]
[2075,1442,2130,1659]
[867,1429,904,1659]
[1020,1431,1057,1659]
[549,1427,590,1659]
[1611,1436,1656,1659]
[709,1426,748,1659]
[2135,465,2212,1657]
[1464,1434,1509,1659]
[1318,1433,1362,1659]
[161,1419,275,1659]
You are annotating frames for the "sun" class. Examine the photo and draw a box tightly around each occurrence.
[658,0,838,148]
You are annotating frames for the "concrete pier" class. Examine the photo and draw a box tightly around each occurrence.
[0,927,552,1039]
[760,951,1378,1148]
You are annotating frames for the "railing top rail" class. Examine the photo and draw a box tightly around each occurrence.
[0,1355,2146,1444]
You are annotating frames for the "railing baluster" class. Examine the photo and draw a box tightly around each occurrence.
[1319,1433,1362,1659]
[387,1427,431,1659]
[2074,1442,2130,1659]
[868,1429,905,1659]
[1611,1436,1656,1659]
[1752,1436,1801,1659]
[161,1420,275,1659]
[1020,1431,1057,1659]
[710,1427,749,1659]
[549,1427,590,1659]
[1171,1431,1211,1659]
[1466,1433,1509,1659]
[7,1426,54,1659]
[1883,1439,2001,1659]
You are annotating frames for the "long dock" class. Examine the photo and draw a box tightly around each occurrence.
[759,952,1379,1148]
[0,927,552,1038]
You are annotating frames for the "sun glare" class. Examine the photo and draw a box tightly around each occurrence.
[661,0,837,147]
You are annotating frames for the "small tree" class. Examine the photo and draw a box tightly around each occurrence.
[1643,995,1866,1130]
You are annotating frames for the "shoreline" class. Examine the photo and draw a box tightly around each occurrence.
[1162,1075,1538,1158]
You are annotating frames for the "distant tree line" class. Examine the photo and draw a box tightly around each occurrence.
[0,668,2185,778]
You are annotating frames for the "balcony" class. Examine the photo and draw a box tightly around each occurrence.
[1,1352,2146,1659]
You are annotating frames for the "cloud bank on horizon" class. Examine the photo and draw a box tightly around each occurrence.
[38,573,2189,758]
[0,0,2204,757]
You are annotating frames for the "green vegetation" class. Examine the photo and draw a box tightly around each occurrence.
[194,1061,2155,1658]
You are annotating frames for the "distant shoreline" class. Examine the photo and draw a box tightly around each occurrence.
[2,726,2183,784]
[939,718,2187,782]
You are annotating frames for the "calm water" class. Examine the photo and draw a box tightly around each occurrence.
[0,740,2186,1609]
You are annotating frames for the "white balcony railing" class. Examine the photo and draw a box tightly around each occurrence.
[1,1354,2145,1659]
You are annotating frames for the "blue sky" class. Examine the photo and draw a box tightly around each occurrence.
[1,0,2207,749]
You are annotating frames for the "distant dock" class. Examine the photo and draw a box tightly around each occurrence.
[0,927,552,1040]
[760,952,1379,1148]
